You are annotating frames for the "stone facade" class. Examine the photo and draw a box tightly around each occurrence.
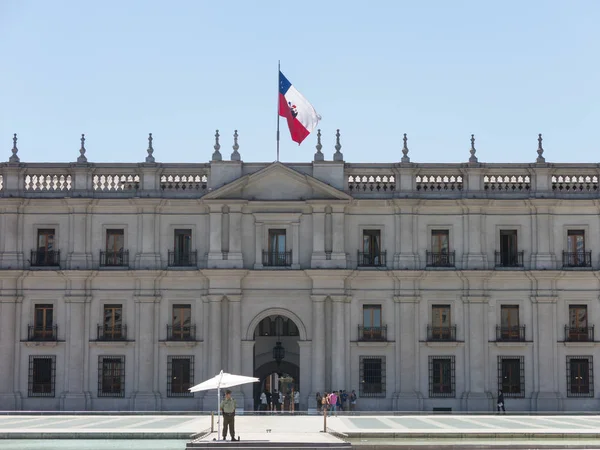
[0,137,599,412]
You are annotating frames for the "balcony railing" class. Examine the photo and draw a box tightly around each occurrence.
[426,251,455,267]
[358,325,387,341]
[28,325,58,341]
[562,251,592,268]
[496,325,526,342]
[357,251,386,267]
[565,325,594,342]
[168,250,197,267]
[30,249,60,267]
[494,251,524,268]
[427,325,457,342]
[100,250,129,267]
[262,251,292,267]
[167,324,196,341]
[97,324,127,341]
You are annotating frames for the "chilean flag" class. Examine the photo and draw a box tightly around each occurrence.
[279,71,320,145]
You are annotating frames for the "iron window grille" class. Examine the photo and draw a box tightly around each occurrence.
[28,355,56,397]
[495,325,526,342]
[567,356,594,397]
[100,250,129,267]
[359,356,386,397]
[167,324,196,341]
[30,249,61,267]
[497,356,525,398]
[562,251,592,268]
[98,356,125,397]
[167,356,194,397]
[429,356,455,398]
[494,250,524,268]
[168,250,197,267]
[426,251,456,267]
[262,251,292,267]
[564,325,594,342]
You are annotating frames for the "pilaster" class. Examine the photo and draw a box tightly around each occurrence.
[253,221,263,269]
[65,200,93,270]
[207,203,228,268]
[0,296,20,410]
[297,340,312,411]
[0,201,24,269]
[209,295,224,376]
[329,206,347,268]
[133,201,161,270]
[291,222,300,269]
[310,295,326,409]
[530,201,556,269]
[240,340,255,411]
[462,202,488,269]
[310,204,327,268]
[226,203,244,268]
[394,202,419,269]
[330,295,347,389]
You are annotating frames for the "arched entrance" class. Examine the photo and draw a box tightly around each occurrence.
[252,314,301,411]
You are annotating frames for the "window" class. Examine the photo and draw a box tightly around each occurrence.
[498,356,525,398]
[103,229,126,266]
[568,305,589,341]
[429,356,455,397]
[500,305,521,340]
[360,230,383,266]
[565,230,589,267]
[37,229,55,253]
[169,229,195,266]
[567,356,593,397]
[167,356,194,397]
[33,228,59,266]
[431,230,449,253]
[170,304,192,340]
[430,305,453,340]
[98,356,125,397]
[567,230,585,253]
[34,304,54,340]
[361,305,384,340]
[359,356,386,397]
[255,316,299,337]
[264,229,290,266]
[497,230,521,267]
[28,356,56,397]
[102,304,124,339]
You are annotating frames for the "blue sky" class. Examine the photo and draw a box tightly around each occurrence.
[1,1,599,164]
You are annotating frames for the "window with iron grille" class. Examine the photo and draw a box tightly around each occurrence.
[28,355,56,397]
[497,356,525,398]
[167,356,194,397]
[359,356,386,397]
[567,356,594,397]
[429,356,455,397]
[98,356,125,397]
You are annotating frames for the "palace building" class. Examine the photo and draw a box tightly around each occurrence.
[0,131,598,412]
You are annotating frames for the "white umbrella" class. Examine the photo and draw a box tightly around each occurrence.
[189,370,259,441]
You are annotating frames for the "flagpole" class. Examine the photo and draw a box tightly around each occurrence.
[276,60,281,162]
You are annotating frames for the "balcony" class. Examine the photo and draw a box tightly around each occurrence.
[28,325,58,341]
[167,324,196,341]
[496,325,526,342]
[357,251,386,267]
[426,251,455,268]
[564,325,594,342]
[562,251,592,268]
[262,251,292,267]
[97,324,127,341]
[30,249,60,267]
[168,250,197,267]
[358,325,387,342]
[427,325,457,342]
[494,251,524,268]
[100,250,129,267]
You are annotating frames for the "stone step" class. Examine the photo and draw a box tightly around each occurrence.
[187,441,351,449]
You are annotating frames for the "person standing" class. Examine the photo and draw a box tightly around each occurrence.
[497,390,506,413]
[220,390,237,441]
[329,391,338,416]
[316,392,322,413]
[294,389,300,412]
[350,390,357,412]
[260,390,268,414]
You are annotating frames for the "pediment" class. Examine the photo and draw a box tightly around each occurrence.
[203,162,352,201]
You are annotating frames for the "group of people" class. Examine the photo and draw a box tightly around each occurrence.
[316,390,357,415]
[259,388,300,413]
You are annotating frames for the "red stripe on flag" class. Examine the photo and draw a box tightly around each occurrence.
[279,93,310,145]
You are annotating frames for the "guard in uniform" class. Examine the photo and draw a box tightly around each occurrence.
[220,390,237,441]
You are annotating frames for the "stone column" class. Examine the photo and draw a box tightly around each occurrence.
[532,296,561,411]
[330,206,347,268]
[460,296,491,411]
[253,221,263,269]
[227,204,244,268]
[60,295,90,411]
[240,341,255,411]
[0,297,19,410]
[209,295,223,376]
[297,341,312,411]
[292,222,300,269]
[227,295,245,409]
[132,295,160,411]
[331,296,346,390]
[207,205,223,267]
[310,205,326,268]
[394,296,423,410]
[310,295,326,408]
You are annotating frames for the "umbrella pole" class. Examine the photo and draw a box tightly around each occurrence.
[217,386,221,441]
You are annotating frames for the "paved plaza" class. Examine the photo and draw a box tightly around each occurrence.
[1,414,600,442]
